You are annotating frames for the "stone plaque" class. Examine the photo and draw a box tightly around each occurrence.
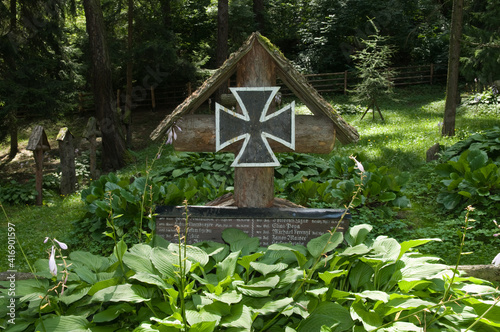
[155,206,349,246]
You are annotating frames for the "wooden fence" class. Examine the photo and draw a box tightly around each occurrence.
[78,63,446,112]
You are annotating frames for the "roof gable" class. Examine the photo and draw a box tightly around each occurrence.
[150,32,359,144]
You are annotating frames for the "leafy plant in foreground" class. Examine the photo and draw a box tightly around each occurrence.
[2,224,500,331]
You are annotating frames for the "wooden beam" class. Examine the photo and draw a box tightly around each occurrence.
[234,40,275,208]
[172,114,335,153]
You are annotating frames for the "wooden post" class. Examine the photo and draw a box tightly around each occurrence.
[57,128,77,195]
[344,70,348,95]
[430,63,434,85]
[83,117,100,180]
[151,86,156,112]
[27,126,50,206]
[234,41,276,208]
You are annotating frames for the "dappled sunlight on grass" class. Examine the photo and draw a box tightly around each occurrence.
[327,86,500,171]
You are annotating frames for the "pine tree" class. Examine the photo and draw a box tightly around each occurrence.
[351,21,396,121]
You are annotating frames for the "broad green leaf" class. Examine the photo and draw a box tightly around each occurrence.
[383,298,436,316]
[217,251,240,281]
[353,290,390,303]
[114,239,128,262]
[345,224,373,247]
[277,268,304,288]
[222,228,250,245]
[350,299,383,331]
[188,321,217,332]
[238,252,264,271]
[340,244,371,257]
[398,280,433,293]
[130,272,170,289]
[73,265,98,284]
[122,244,155,274]
[464,298,500,327]
[252,297,294,315]
[299,302,353,332]
[318,270,348,285]
[185,309,221,326]
[185,245,210,267]
[205,290,242,304]
[307,232,343,258]
[378,191,396,202]
[150,247,176,279]
[230,237,260,256]
[349,262,373,291]
[398,238,440,260]
[35,315,90,332]
[59,286,91,305]
[250,261,288,276]
[92,284,150,303]
[379,321,424,331]
[70,251,112,272]
[87,278,121,296]
[93,303,134,323]
[306,287,329,297]
[268,243,309,268]
[467,148,488,171]
[221,304,253,329]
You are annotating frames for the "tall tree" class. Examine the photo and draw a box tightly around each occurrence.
[124,0,133,147]
[215,0,228,103]
[83,0,127,171]
[216,0,228,68]
[442,0,464,137]
[7,0,17,159]
[253,0,265,32]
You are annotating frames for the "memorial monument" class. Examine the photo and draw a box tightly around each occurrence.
[151,32,359,245]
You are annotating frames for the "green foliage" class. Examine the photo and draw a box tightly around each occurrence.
[3,226,499,331]
[436,128,500,211]
[68,169,231,255]
[0,180,37,205]
[350,21,396,106]
[276,155,410,210]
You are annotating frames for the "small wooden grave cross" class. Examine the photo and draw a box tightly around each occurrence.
[57,127,77,195]
[83,117,101,180]
[27,125,51,206]
[151,33,359,245]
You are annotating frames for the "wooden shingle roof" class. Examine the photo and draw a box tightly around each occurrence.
[150,32,359,144]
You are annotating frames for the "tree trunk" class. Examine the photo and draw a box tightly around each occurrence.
[215,0,229,103]
[8,0,18,159]
[253,0,265,32]
[83,0,127,171]
[125,0,134,147]
[159,0,171,28]
[216,0,229,68]
[442,0,464,137]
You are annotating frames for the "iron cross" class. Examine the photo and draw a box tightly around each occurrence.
[216,87,295,167]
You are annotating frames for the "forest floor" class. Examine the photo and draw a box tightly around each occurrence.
[0,107,172,183]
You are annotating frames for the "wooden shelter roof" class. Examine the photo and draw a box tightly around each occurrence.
[150,32,359,145]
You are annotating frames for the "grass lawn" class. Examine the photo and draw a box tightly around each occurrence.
[2,84,500,272]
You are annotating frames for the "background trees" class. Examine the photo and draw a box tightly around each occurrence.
[1,0,499,165]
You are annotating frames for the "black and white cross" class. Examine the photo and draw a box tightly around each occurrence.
[216,87,295,167]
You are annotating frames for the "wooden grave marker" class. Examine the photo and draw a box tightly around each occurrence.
[83,117,101,180]
[151,33,359,245]
[27,126,50,205]
[57,127,77,195]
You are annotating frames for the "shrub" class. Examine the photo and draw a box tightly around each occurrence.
[0,180,37,205]
[3,225,499,331]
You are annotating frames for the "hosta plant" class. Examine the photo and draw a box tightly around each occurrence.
[2,225,499,331]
